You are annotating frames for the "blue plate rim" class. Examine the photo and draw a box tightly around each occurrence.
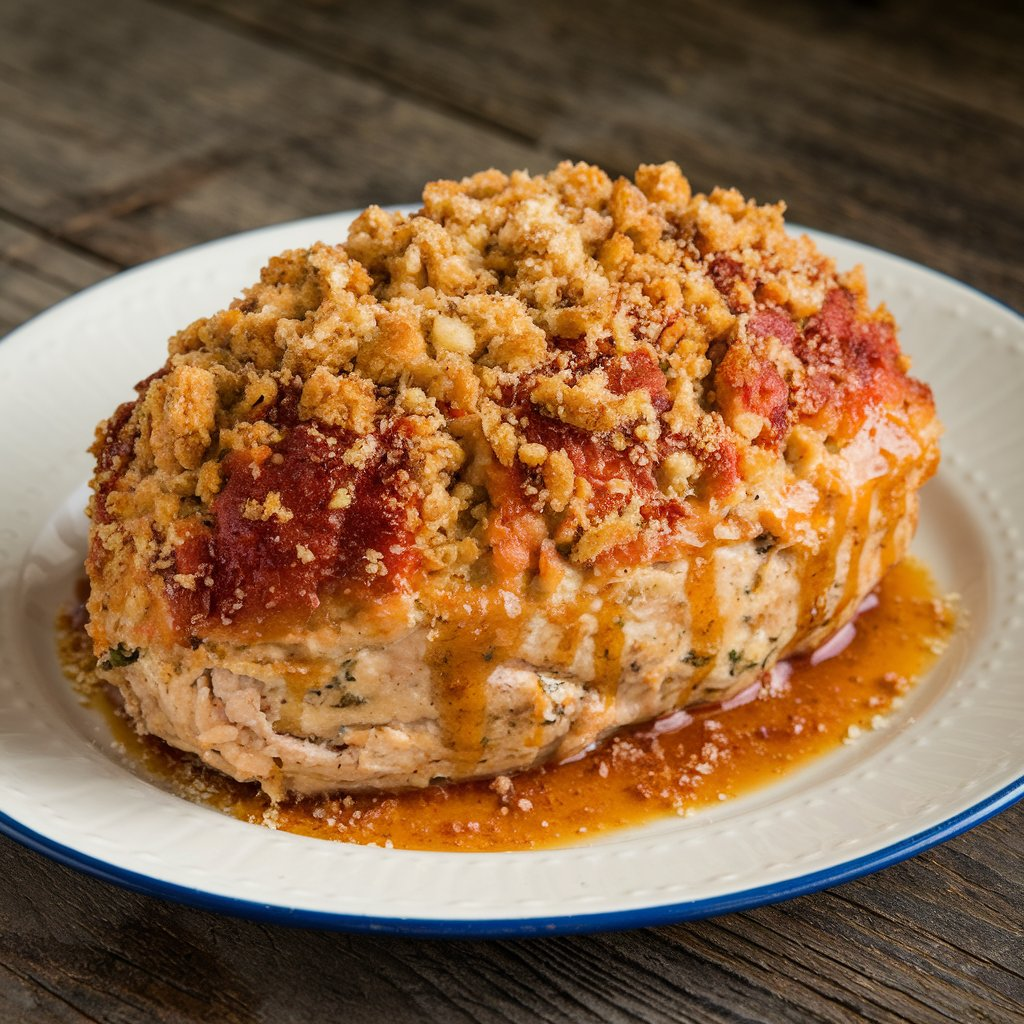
[2,776,1021,937]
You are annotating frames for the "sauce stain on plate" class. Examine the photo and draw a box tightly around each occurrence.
[58,557,953,852]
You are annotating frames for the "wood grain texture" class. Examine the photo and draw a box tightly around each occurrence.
[0,216,115,335]
[173,0,1024,310]
[0,0,542,266]
[1,0,1021,1021]
[1,809,1022,1024]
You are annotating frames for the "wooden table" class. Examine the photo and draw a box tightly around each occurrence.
[2,1,1021,1020]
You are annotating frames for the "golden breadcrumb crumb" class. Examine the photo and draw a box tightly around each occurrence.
[87,161,937,647]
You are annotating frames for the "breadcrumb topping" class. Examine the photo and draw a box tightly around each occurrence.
[87,162,936,646]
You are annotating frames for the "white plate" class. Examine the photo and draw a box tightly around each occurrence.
[1,213,1021,936]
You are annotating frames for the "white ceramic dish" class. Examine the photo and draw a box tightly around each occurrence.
[1,212,1021,936]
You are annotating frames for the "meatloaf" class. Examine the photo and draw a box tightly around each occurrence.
[85,162,940,798]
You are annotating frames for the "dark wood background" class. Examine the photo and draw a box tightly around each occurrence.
[1,1,1021,1021]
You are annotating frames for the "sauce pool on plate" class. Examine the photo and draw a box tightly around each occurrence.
[58,557,954,852]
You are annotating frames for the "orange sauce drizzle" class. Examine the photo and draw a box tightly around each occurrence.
[796,488,851,635]
[683,552,721,688]
[58,557,953,853]
[838,489,872,613]
[591,589,627,699]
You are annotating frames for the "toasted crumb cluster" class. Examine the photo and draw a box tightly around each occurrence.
[87,162,935,648]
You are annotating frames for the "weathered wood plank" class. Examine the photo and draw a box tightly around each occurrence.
[0,963,87,1024]
[2,807,1021,1024]
[0,0,545,268]
[175,0,1024,309]
[1,1,1022,1022]
[0,217,115,336]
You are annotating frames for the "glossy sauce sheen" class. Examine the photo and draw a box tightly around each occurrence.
[59,558,953,852]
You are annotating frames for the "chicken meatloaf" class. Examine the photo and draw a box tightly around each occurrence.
[86,162,940,798]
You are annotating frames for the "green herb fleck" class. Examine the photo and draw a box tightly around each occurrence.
[337,692,367,709]
[101,644,139,670]
[683,650,711,668]
[727,648,760,676]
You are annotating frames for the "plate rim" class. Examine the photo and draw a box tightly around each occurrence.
[2,778,1021,936]
[2,212,1022,936]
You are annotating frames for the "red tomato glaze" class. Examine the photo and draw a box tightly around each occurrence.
[165,421,419,641]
